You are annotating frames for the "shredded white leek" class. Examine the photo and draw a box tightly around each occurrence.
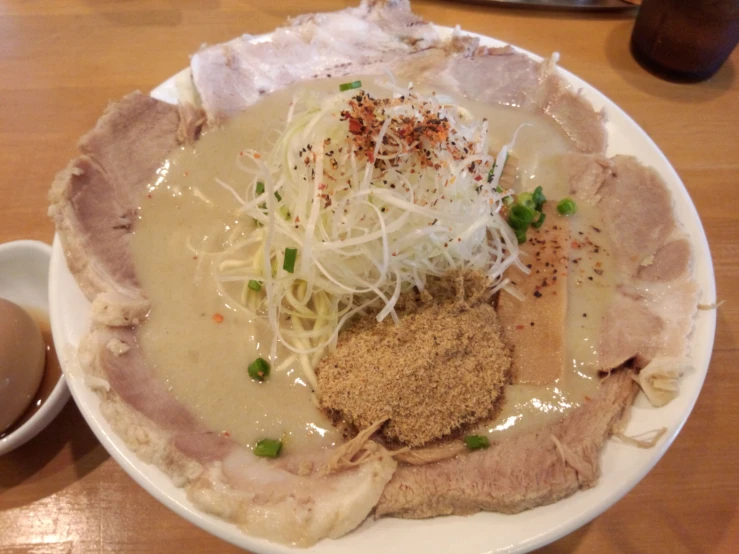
[214,82,526,372]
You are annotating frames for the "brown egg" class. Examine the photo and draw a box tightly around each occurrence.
[0,298,46,433]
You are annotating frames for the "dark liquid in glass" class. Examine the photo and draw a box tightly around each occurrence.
[631,0,739,82]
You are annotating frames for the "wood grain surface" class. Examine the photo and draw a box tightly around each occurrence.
[1,1,737,553]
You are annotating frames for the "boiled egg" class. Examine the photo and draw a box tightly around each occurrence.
[0,297,45,432]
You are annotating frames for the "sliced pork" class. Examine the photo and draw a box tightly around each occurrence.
[190,4,606,155]
[597,156,678,278]
[565,154,699,370]
[376,369,637,518]
[438,47,607,153]
[537,66,608,154]
[80,325,396,547]
[48,92,184,321]
[191,0,438,123]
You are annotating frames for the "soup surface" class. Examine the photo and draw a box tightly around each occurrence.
[133,75,613,450]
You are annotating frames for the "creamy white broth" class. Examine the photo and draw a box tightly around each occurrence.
[524,159,619,377]
[132,85,346,452]
[479,160,619,441]
[476,194,604,441]
[566,202,619,376]
[476,209,615,441]
[133,75,607,450]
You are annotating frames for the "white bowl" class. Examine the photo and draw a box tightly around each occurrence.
[48,28,717,554]
[0,240,69,456]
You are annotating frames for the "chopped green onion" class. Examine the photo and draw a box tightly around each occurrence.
[247,280,262,292]
[532,186,546,211]
[508,204,534,230]
[256,182,284,216]
[339,80,362,92]
[248,357,270,381]
[516,192,536,212]
[514,228,528,244]
[531,212,547,229]
[283,247,298,273]
[253,438,282,458]
[557,198,578,216]
[278,205,291,221]
[464,435,490,450]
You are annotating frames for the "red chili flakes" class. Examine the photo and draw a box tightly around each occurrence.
[515,324,525,330]
[571,240,582,249]
[221,431,231,438]
[192,255,198,260]
[146,193,152,199]
[348,119,362,134]
[253,153,261,159]
[212,313,224,324]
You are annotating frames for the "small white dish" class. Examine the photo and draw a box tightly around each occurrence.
[0,240,69,456]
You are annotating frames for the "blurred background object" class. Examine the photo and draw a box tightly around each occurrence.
[445,0,637,10]
[631,0,739,82]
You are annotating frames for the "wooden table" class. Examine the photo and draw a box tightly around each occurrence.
[1,1,737,552]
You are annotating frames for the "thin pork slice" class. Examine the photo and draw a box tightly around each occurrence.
[566,154,699,371]
[190,5,607,154]
[80,325,396,547]
[597,288,666,370]
[191,0,438,123]
[48,92,185,319]
[375,369,636,518]
[597,155,677,278]
[443,45,543,109]
[559,152,612,203]
[440,47,607,153]
[536,64,608,154]
[637,238,692,282]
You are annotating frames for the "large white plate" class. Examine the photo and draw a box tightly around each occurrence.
[49,25,716,554]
